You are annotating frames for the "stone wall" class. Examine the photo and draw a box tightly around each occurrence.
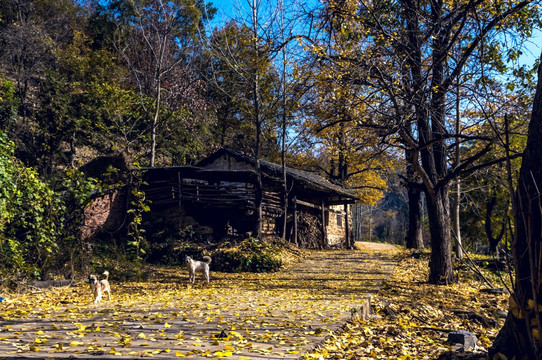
[326,205,350,247]
[81,193,117,239]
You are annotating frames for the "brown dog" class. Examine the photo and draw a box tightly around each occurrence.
[88,271,111,303]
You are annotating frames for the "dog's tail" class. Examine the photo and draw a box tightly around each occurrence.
[102,271,109,280]
[202,256,212,264]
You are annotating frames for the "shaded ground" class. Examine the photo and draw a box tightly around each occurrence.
[0,242,400,359]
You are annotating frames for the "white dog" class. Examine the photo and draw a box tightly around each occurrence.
[186,256,212,283]
[88,270,111,303]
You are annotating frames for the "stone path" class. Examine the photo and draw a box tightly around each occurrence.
[0,242,400,359]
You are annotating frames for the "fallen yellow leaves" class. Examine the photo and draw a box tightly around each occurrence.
[0,244,403,359]
[309,249,509,359]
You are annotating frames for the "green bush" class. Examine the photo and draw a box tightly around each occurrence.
[0,131,99,280]
[146,234,283,273]
[0,131,62,277]
[212,238,282,273]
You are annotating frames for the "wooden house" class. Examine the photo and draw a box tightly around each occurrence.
[141,147,359,248]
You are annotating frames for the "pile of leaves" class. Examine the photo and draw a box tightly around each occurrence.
[306,248,510,359]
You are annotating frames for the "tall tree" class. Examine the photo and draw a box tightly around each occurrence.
[491,51,542,360]
[310,0,540,283]
[205,22,280,155]
[111,0,210,166]
[205,8,282,236]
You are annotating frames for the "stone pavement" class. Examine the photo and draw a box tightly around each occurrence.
[0,242,400,359]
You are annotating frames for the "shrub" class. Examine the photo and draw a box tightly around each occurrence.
[0,131,62,278]
[0,131,100,280]
[212,238,282,273]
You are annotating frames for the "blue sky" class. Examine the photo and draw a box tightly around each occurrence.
[520,29,542,67]
[206,0,541,69]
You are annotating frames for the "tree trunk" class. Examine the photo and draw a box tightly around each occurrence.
[280,33,288,242]
[453,81,463,260]
[490,52,542,359]
[406,184,424,249]
[281,176,288,241]
[251,0,262,238]
[254,159,262,238]
[405,149,424,249]
[292,195,298,246]
[452,178,462,259]
[427,186,455,284]
[321,198,327,248]
[344,202,351,249]
[150,76,161,167]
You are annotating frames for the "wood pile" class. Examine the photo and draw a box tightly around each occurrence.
[297,212,325,249]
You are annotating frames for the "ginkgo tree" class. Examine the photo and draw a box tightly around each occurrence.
[306,0,541,284]
[298,71,400,205]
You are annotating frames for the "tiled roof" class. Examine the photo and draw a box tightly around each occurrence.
[197,147,358,199]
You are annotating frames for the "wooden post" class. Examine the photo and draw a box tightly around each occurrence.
[344,202,350,248]
[177,171,183,230]
[293,195,298,246]
[177,171,182,208]
[321,199,327,247]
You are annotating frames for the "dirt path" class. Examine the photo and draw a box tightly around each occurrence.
[0,242,400,359]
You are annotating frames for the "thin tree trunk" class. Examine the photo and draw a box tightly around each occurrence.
[150,76,161,167]
[279,2,288,242]
[281,166,288,241]
[150,101,159,167]
[251,0,262,238]
[253,108,262,237]
[280,142,288,241]
[452,179,462,259]
[321,199,327,248]
[344,202,351,248]
[453,81,463,259]
[293,195,298,246]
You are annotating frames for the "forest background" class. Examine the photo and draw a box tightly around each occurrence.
[1,0,542,286]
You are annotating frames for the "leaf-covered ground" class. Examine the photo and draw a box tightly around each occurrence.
[0,245,508,359]
[307,247,509,360]
[0,242,399,359]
